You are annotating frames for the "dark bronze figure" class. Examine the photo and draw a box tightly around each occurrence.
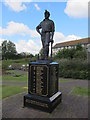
[24,10,62,113]
[36,10,55,60]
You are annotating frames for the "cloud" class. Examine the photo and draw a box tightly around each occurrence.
[15,33,81,54]
[54,32,81,45]
[54,32,65,45]
[15,39,41,55]
[0,21,39,38]
[34,4,40,11]
[0,22,82,54]
[64,0,89,18]
[0,31,82,54]
[4,0,32,12]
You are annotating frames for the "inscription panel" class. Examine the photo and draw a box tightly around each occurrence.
[30,65,48,96]
[26,99,48,108]
[50,65,58,96]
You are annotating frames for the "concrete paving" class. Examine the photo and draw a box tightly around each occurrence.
[2,79,89,118]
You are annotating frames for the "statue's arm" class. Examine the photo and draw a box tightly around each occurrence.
[52,21,55,37]
[50,21,55,43]
[36,23,42,35]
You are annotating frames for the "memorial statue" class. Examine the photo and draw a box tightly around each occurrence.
[24,10,62,112]
[36,10,55,60]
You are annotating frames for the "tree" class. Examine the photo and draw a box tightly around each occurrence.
[76,43,83,51]
[55,48,76,59]
[74,49,87,59]
[55,45,87,60]
[2,40,7,60]
[39,48,43,59]
[2,40,17,60]
[19,52,34,58]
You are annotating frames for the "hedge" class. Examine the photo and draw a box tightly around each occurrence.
[58,58,89,80]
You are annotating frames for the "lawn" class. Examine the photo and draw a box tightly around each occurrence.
[2,70,28,82]
[72,87,89,96]
[2,74,27,82]
[2,85,27,99]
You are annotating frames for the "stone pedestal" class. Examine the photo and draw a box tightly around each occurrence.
[24,61,62,112]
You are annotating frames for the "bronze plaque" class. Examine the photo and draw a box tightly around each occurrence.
[29,65,48,96]
[50,65,58,96]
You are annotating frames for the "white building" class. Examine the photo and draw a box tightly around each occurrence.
[52,38,90,55]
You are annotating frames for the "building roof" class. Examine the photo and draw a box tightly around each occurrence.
[53,38,90,49]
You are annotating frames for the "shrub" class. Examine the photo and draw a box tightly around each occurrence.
[62,70,73,78]
[71,71,80,79]
[54,45,87,60]
[58,58,88,79]
[74,49,87,60]
[79,71,88,79]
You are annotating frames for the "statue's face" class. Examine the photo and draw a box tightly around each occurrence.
[45,13,49,19]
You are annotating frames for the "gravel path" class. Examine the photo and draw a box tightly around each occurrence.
[2,79,89,118]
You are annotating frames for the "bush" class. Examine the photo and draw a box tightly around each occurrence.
[62,70,73,78]
[79,71,88,79]
[74,49,87,59]
[2,63,8,70]
[54,45,87,60]
[58,58,88,79]
[71,71,80,79]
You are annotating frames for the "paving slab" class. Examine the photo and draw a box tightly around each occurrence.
[2,79,89,118]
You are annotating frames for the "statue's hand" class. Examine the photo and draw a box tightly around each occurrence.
[50,39,54,44]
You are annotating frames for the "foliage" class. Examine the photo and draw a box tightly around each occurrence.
[54,44,87,60]
[2,40,35,60]
[39,48,43,59]
[2,40,17,60]
[74,49,87,59]
[2,56,37,70]
[16,52,34,59]
[76,43,83,51]
[58,59,88,79]
[54,44,88,80]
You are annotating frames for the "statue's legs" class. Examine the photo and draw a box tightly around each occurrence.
[44,32,50,60]
[41,33,45,59]
[41,32,50,60]
[44,45,49,60]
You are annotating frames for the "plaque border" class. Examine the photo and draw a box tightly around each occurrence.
[29,65,49,96]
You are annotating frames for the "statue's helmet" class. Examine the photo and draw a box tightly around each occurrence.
[44,10,50,17]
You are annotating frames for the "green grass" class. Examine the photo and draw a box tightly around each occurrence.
[59,79,73,83]
[2,85,27,99]
[2,70,28,82]
[2,74,27,82]
[72,87,90,96]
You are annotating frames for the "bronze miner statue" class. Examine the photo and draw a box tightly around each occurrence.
[36,10,55,60]
[24,10,62,112]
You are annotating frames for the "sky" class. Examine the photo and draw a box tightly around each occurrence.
[0,0,89,55]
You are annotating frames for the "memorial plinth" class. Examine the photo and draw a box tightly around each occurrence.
[24,61,62,112]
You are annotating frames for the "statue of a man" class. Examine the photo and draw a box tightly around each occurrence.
[36,10,55,60]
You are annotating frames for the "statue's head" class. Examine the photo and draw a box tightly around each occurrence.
[44,10,50,19]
